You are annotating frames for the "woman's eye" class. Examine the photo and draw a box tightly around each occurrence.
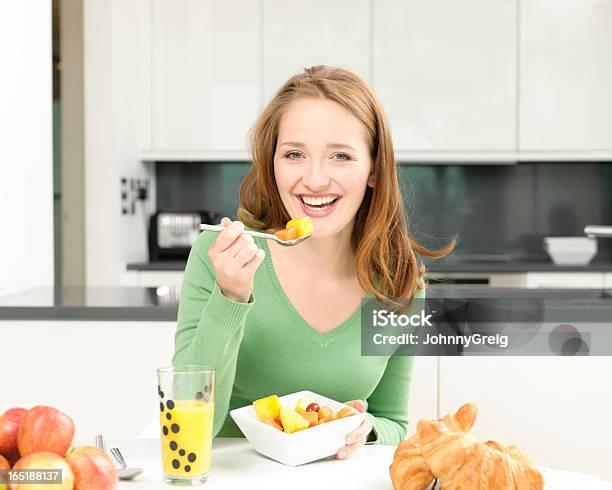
[333,152,351,161]
[285,151,302,160]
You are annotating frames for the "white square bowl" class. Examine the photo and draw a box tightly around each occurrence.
[229,390,366,466]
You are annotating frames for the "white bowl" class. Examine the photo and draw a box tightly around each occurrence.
[229,390,366,466]
[544,237,597,265]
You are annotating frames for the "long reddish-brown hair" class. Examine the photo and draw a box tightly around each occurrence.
[238,65,455,303]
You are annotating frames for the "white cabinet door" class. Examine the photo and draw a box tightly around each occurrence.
[373,0,516,152]
[520,0,612,152]
[0,321,176,441]
[150,0,261,153]
[262,0,370,102]
[440,356,612,481]
[408,356,438,427]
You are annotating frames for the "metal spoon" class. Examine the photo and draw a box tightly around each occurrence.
[200,224,311,247]
[94,434,143,480]
[110,447,144,480]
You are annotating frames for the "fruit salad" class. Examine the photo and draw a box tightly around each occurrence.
[252,395,358,434]
[274,216,314,242]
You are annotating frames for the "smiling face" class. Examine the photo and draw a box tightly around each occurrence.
[273,97,375,238]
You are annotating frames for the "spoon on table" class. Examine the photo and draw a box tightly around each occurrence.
[94,434,143,480]
[199,224,311,247]
[110,447,144,480]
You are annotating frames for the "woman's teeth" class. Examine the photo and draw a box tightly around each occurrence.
[300,196,338,208]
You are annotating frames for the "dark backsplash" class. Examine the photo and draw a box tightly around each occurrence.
[156,162,612,261]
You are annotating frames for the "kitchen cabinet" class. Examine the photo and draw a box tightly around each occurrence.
[142,0,261,159]
[138,0,612,161]
[439,356,612,480]
[262,0,370,102]
[373,0,516,156]
[520,0,612,155]
[0,320,176,441]
[407,356,438,424]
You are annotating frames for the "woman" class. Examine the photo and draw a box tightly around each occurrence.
[173,65,453,459]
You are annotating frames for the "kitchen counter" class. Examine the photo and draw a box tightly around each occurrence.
[2,286,612,321]
[127,261,187,271]
[127,259,612,273]
[427,260,612,273]
[104,438,611,489]
[0,286,178,321]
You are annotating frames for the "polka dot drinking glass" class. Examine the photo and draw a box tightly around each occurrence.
[157,365,215,485]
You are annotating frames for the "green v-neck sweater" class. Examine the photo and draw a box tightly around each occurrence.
[173,228,425,445]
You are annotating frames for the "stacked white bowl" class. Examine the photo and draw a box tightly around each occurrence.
[543,237,597,265]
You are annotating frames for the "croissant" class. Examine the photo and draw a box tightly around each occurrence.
[390,403,544,490]
[389,434,435,490]
[390,403,478,490]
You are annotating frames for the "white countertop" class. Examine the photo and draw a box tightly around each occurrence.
[107,438,612,490]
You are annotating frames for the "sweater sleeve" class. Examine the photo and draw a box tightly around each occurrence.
[364,286,426,445]
[172,231,255,437]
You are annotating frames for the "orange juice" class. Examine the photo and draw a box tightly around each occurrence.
[159,400,214,478]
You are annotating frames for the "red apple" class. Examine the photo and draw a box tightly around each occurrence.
[17,407,74,458]
[9,452,74,490]
[65,446,117,490]
[0,454,10,490]
[0,408,27,465]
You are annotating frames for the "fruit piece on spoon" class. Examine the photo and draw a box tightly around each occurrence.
[274,216,314,241]
[274,226,299,242]
[287,217,313,237]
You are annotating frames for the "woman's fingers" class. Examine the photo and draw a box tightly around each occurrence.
[337,440,362,459]
[207,218,265,303]
[209,219,244,254]
[336,403,372,460]
[233,241,259,267]
[223,233,254,261]
[242,247,266,275]
[344,400,366,413]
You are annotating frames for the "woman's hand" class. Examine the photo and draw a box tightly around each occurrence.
[336,400,373,459]
[208,217,266,303]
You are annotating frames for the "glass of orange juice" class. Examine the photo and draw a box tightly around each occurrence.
[157,365,215,485]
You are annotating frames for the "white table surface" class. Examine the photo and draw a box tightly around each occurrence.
[108,438,612,490]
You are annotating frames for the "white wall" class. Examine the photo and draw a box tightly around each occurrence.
[84,0,153,286]
[0,2,54,295]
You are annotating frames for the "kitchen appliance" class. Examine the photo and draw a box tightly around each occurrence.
[148,210,221,261]
[585,225,612,238]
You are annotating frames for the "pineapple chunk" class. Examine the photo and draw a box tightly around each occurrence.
[280,406,309,433]
[294,396,318,416]
[253,395,282,420]
[286,217,313,238]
